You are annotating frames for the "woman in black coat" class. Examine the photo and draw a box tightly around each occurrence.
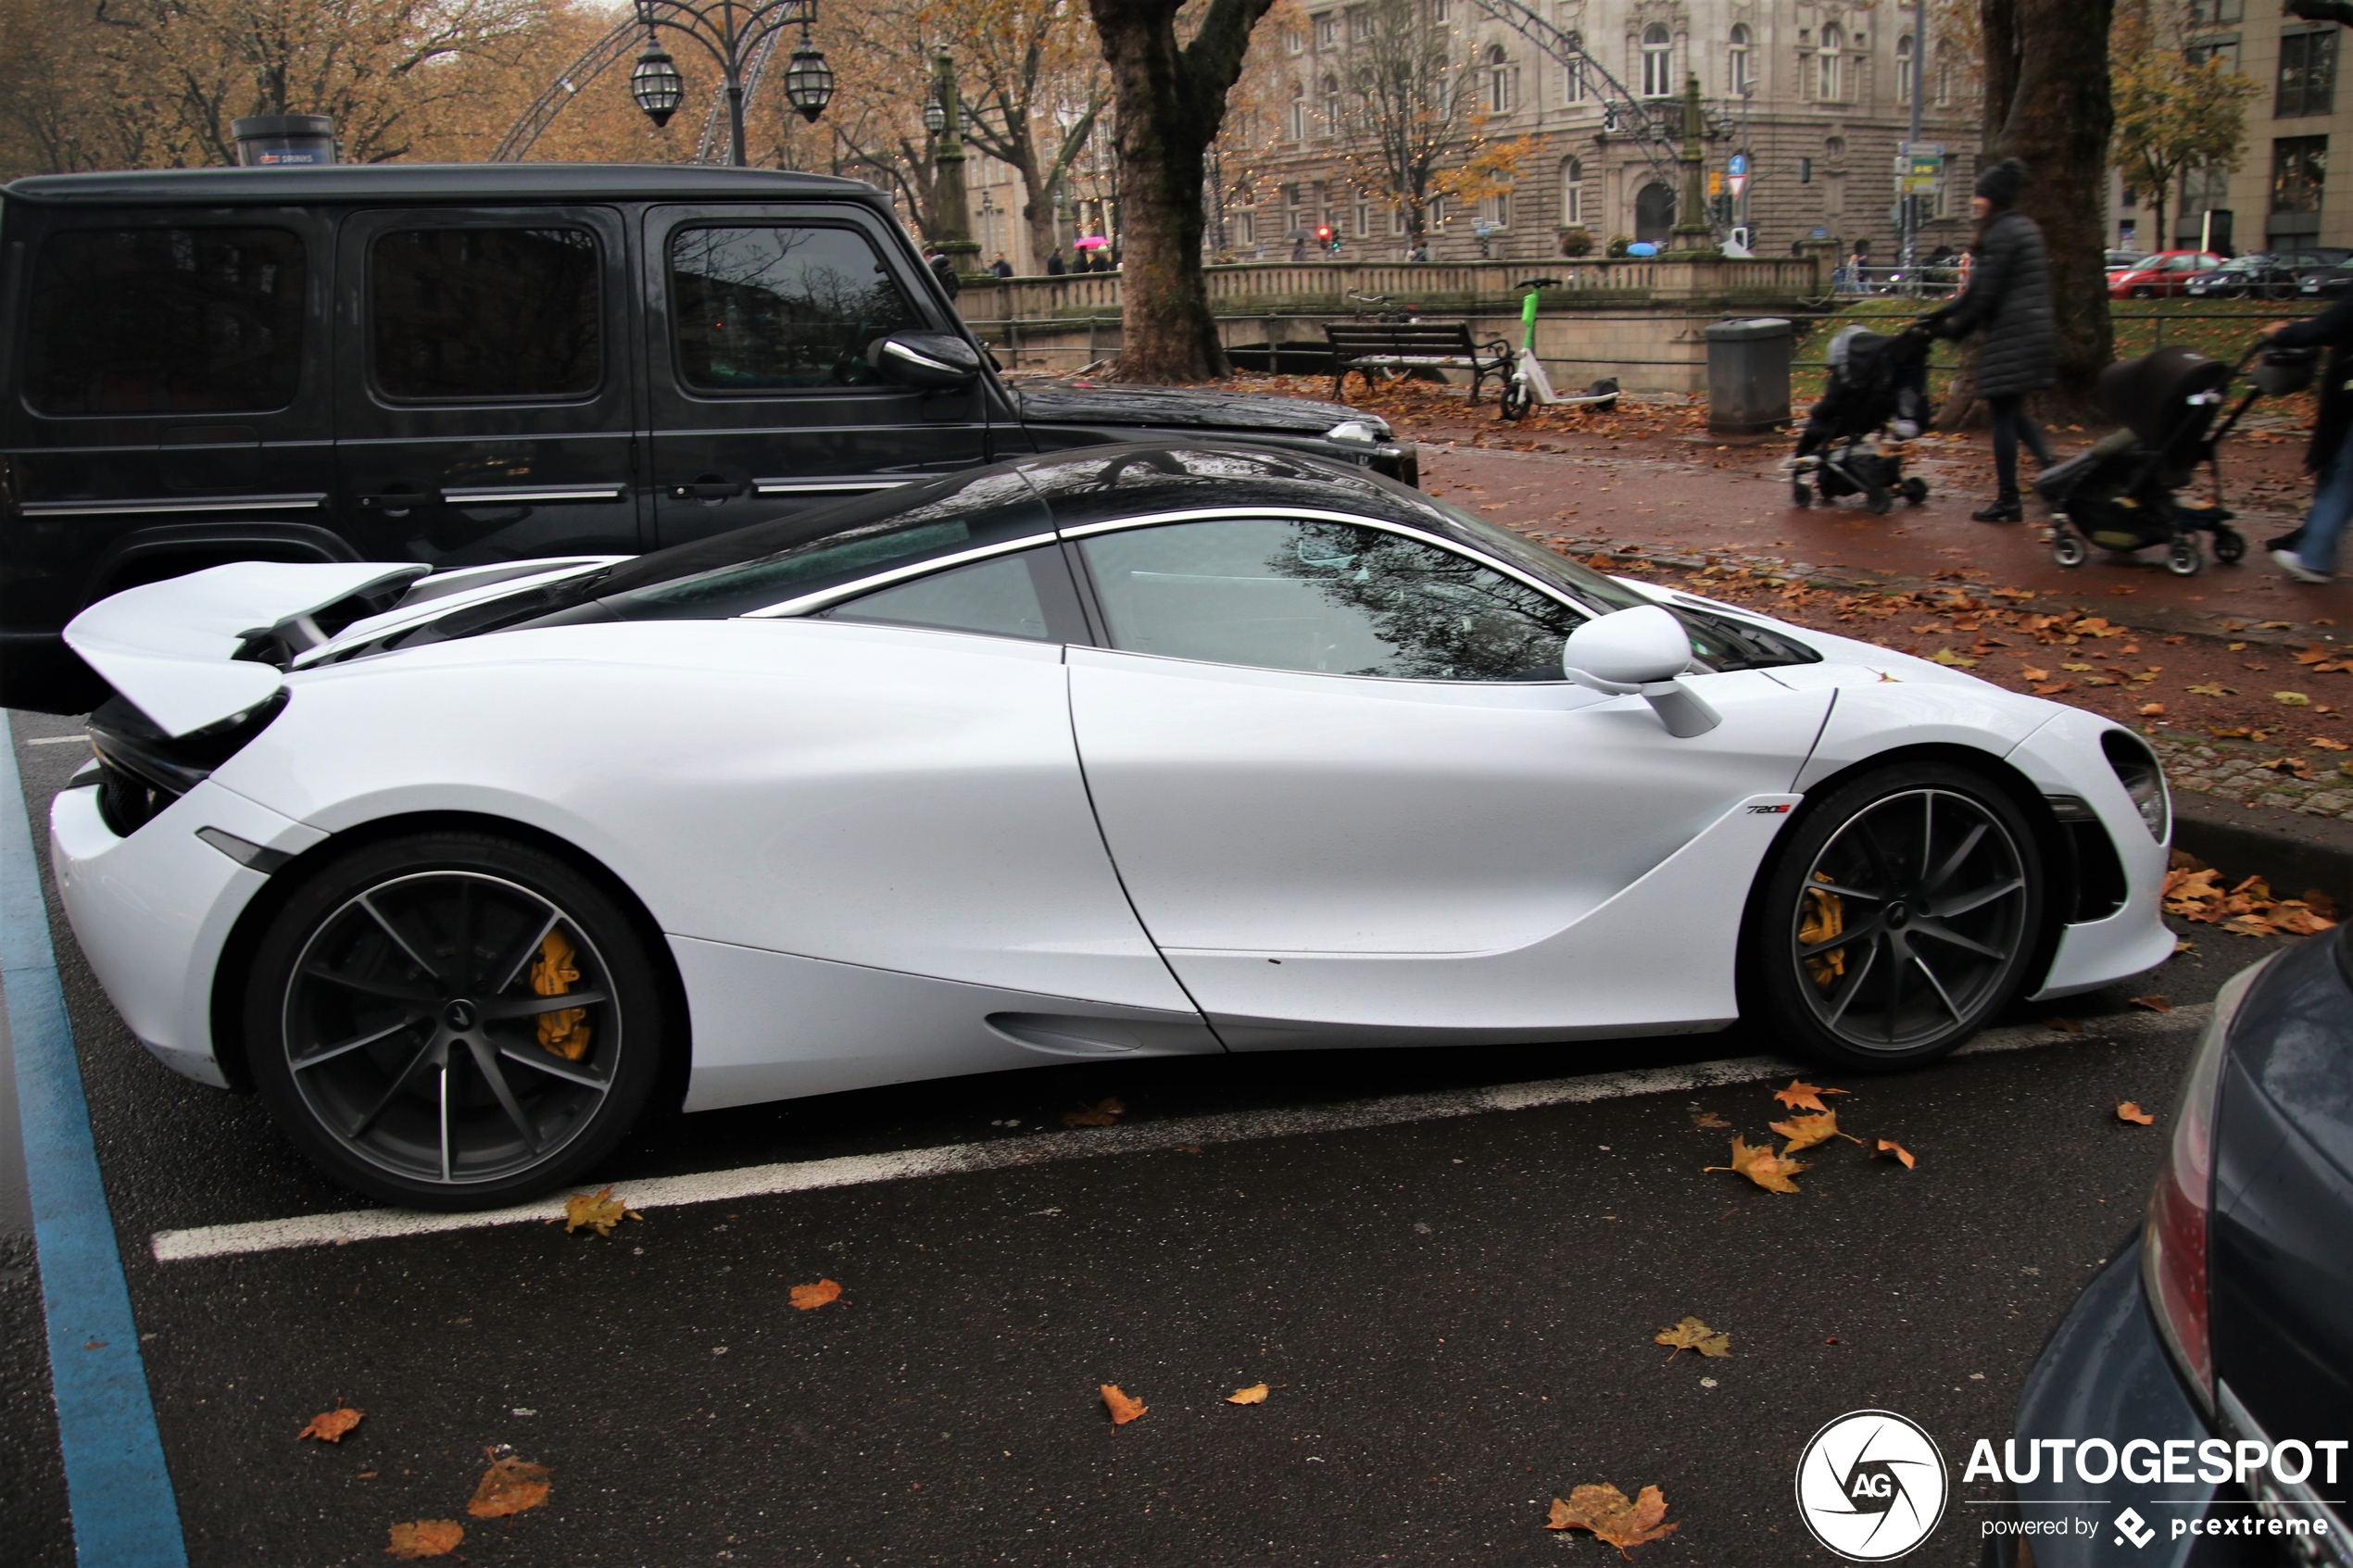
[1929,158,2060,521]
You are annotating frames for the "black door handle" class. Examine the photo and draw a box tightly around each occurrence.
[672,474,745,501]
[356,487,442,513]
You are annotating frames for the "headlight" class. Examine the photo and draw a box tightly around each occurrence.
[2102,728,2169,840]
[1326,419,1385,445]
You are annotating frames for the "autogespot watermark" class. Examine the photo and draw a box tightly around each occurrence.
[1963,1436,2345,1549]
[1795,1411,1951,1561]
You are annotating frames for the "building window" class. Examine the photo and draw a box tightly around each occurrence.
[1934,44,1954,104]
[1355,200,1370,234]
[1485,190,1512,228]
[1288,82,1305,141]
[1314,12,1336,50]
[1488,44,1513,111]
[1323,74,1340,134]
[1561,30,1585,100]
[1239,213,1256,245]
[1349,6,1372,43]
[2271,135,2327,214]
[1730,23,1753,94]
[2278,29,2337,119]
[1818,25,1843,100]
[1390,206,1406,234]
[1429,194,1447,226]
[2186,38,2241,73]
[1432,0,1448,20]
[1283,183,1303,232]
[2190,0,2244,20]
[1896,34,1914,103]
[1642,24,1674,97]
[1561,155,1585,225]
[1285,26,1302,55]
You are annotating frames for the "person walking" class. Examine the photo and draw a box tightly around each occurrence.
[2259,303,2353,582]
[989,253,1013,279]
[1928,157,2058,521]
[1045,246,1066,276]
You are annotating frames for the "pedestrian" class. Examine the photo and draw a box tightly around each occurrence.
[2258,305,2353,582]
[989,253,1013,279]
[926,247,960,298]
[1046,245,1066,276]
[1926,157,2057,521]
[1291,234,1308,262]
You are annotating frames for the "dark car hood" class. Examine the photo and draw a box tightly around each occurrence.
[1015,383,1374,437]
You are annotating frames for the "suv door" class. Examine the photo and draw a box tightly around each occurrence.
[643,206,994,549]
[334,207,642,567]
[2,207,338,701]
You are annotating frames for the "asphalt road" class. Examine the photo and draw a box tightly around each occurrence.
[0,706,2290,1567]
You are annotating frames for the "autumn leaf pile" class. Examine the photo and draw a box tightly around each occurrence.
[1704,1081,1917,1194]
[2162,859,2341,937]
[371,1448,554,1559]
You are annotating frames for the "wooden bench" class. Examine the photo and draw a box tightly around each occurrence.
[1325,321,1515,404]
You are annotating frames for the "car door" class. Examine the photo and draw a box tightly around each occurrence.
[642,206,995,549]
[1063,515,1833,1044]
[333,207,643,568]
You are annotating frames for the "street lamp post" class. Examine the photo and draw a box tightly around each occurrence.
[627,0,834,167]
[928,53,982,276]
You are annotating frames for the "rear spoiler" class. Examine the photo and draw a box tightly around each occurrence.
[63,562,427,737]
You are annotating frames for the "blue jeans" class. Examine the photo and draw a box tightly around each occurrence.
[2295,420,2353,573]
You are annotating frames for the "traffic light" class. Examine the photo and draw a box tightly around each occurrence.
[1316,223,1337,254]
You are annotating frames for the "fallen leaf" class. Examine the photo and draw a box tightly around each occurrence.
[467,1454,551,1519]
[2020,665,2050,682]
[2116,1099,2156,1125]
[1227,1383,1270,1405]
[2130,995,2171,1013]
[2046,1016,2082,1034]
[1654,1316,1731,1360]
[1770,1110,1862,1152]
[2139,703,2167,717]
[556,1185,639,1237]
[1062,1097,1127,1128]
[2312,736,2349,750]
[1101,1384,1148,1425]
[1773,1079,1852,1113]
[298,1408,362,1443]
[1929,647,1977,668]
[2187,684,2237,697]
[384,1521,464,1560]
[1544,1484,1680,1556]
[1874,1139,1918,1170]
[1689,1110,1731,1129]
[789,1278,843,1311]
[2276,691,2312,707]
[2032,681,2074,696]
[1704,1135,1808,1194]
[2060,661,2095,672]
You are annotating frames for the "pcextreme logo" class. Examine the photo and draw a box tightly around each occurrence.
[1795,1410,1952,1562]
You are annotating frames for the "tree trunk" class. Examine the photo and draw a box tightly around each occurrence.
[1086,0,1274,383]
[1999,0,2115,412]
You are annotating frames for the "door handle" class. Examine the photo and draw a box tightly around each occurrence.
[356,487,441,513]
[671,474,745,501]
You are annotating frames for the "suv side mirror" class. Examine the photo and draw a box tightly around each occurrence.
[868,331,982,392]
[1561,605,1720,737]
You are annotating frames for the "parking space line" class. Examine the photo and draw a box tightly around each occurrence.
[2,724,189,1564]
[151,1004,2205,1265]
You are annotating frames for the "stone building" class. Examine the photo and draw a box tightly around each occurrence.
[1225,0,1983,264]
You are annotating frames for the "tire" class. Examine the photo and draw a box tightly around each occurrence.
[1792,479,1813,508]
[1901,477,1931,506]
[2213,526,2247,563]
[245,831,669,1210]
[2053,530,2088,567]
[2167,537,2202,576]
[1499,379,1530,420]
[1866,486,1893,515]
[2130,285,2156,298]
[1748,762,2046,1071]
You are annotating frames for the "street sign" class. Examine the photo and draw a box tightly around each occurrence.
[1727,152,1748,179]
[1709,171,1722,196]
[1728,173,1748,198]
[1896,142,1944,195]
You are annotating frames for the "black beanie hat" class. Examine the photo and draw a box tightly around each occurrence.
[1975,157,2028,208]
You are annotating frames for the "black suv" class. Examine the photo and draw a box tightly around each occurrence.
[0,163,1415,713]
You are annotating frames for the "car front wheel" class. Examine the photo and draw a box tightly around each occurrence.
[245,832,668,1210]
[1749,763,2045,1070]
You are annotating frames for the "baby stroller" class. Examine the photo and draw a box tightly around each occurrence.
[1791,322,1935,513]
[2032,343,2310,576]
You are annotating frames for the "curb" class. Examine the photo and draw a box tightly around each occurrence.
[2172,789,2353,908]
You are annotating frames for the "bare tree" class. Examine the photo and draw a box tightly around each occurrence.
[1335,0,1530,253]
[946,0,1112,267]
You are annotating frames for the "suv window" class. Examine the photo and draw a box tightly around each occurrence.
[1076,518,1582,681]
[26,227,306,416]
[669,225,919,391]
[371,227,601,401]
[821,547,1072,642]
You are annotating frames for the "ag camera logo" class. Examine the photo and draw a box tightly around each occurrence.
[1795,1410,1950,1561]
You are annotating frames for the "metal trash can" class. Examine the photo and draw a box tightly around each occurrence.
[1704,317,1793,434]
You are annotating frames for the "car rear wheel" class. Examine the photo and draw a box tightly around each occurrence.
[1749,763,2045,1071]
[245,832,667,1210]
[2130,284,2156,298]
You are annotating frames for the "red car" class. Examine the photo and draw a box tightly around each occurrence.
[2108,249,2227,298]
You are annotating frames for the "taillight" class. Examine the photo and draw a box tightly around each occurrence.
[2143,958,2262,1414]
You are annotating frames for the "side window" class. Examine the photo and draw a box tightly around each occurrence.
[668,226,920,391]
[820,547,1080,643]
[371,227,601,401]
[1076,518,1582,681]
[26,227,306,415]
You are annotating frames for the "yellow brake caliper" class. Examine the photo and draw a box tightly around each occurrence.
[531,930,593,1060]
[1800,872,1846,988]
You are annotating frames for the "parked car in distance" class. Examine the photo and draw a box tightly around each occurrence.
[2108,248,2151,273]
[2109,251,2229,298]
[1998,929,2353,1566]
[2185,248,2352,298]
[2296,259,2353,298]
[0,164,1416,716]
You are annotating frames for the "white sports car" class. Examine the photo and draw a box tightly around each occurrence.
[50,445,2173,1210]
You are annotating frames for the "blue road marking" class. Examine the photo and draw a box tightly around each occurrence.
[0,723,188,1565]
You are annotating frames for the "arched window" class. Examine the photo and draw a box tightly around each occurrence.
[1488,44,1513,111]
[1323,74,1340,134]
[1729,23,1753,94]
[1563,30,1585,100]
[1934,44,1953,105]
[1818,25,1843,100]
[1896,33,1914,102]
[1288,82,1305,141]
[1635,181,1675,242]
[1561,155,1586,226]
[1642,24,1674,97]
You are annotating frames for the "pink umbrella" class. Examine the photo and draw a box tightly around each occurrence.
[1073,235,1110,249]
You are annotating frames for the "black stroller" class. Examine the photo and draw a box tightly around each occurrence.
[1791,321,1935,513]
[2032,342,2311,576]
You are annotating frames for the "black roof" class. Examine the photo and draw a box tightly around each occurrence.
[3,162,885,208]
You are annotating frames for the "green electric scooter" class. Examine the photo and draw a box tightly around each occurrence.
[1498,277,1620,420]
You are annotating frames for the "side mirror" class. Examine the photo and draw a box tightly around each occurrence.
[1561,604,1721,737]
[867,331,983,392]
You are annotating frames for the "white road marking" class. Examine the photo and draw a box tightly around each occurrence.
[22,735,89,746]
[149,1004,2206,1264]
